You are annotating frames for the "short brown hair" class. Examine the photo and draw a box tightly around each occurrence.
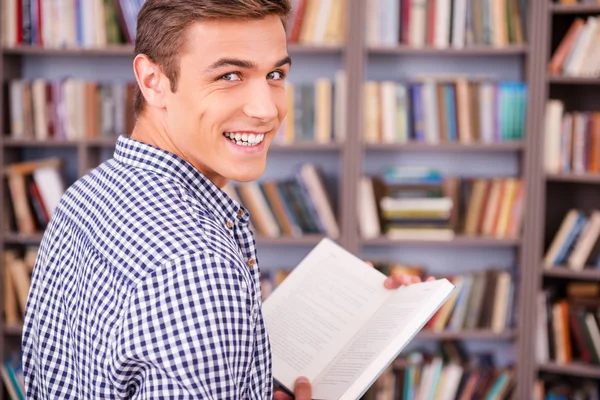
[133,0,291,117]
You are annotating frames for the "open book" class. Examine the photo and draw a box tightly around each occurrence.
[262,238,455,400]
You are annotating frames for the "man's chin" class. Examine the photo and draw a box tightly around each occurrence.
[225,165,266,183]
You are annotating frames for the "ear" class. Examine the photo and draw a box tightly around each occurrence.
[133,54,169,110]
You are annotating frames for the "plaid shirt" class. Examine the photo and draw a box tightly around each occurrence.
[22,135,272,399]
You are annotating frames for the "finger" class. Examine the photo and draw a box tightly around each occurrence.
[365,261,374,268]
[294,377,312,400]
[411,275,421,284]
[426,276,436,282]
[274,392,292,400]
[383,274,411,289]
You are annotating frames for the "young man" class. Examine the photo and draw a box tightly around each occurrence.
[22,1,430,398]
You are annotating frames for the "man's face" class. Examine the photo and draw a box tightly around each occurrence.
[164,15,290,187]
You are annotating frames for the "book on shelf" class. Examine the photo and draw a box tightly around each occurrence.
[274,71,346,145]
[363,77,527,145]
[3,249,35,327]
[536,285,600,367]
[548,16,600,78]
[223,163,339,239]
[262,238,455,400]
[535,376,599,400]
[363,343,515,400]
[554,0,600,4]
[4,78,135,141]
[358,167,525,241]
[544,100,600,175]
[365,0,526,49]
[0,352,24,400]
[544,209,600,271]
[1,0,142,48]
[286,0,347,46]
[3,158,66,236]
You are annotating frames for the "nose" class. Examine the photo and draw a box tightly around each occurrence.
[243,81,279,122]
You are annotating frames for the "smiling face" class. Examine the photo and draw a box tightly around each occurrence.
[134,15,290,187]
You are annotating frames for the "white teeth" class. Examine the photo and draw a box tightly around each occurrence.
[242,133,248,141]
[248,134,256,143]
[223,131,266,147]
[235,133,242,140]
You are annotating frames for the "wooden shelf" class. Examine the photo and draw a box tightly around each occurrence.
[3,138,80,147]
[4,324,22,336]
[269,142,343,152]
[2,44,343,56]
[550,3,600,14]
[255,235,326,246]
[362,235,521,247]
[365,141,524,152]
[416,329,516,340]
[548,76,600,85]
[546,172,600,184]
[538,362,600,379]
[368,45,528,55]
[3,233,44,245]
[543,266,600,281]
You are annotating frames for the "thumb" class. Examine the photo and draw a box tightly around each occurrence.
[294,377,312,400]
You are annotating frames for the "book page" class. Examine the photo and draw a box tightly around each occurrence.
[312,279,455,400]
[262,239,390,391]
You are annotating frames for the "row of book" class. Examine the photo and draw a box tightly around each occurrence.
[5,79,135,141]
[286,0,347,46]
[549,16,600,78]
[358,167,525,241]
[365,0,527,49]
[364,79,527,145]
[222,163,340,239]
[2,0,141,48]
[274,74,346,145]
[544,100,600,175]
[544,209,600,270]
[536,283,600,367]
[364,344,514,400]
[535,377,600,400]
[1,353,23,400]
[4,158,65,236]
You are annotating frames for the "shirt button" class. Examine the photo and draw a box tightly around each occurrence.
[247,258,256,267]
[237,208,244,217]
[226,220,233,229]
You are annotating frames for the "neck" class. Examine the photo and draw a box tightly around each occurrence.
[130,112,229,188]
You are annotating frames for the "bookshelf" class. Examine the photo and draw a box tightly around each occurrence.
[534,1,600,398]
[1,0,596,399]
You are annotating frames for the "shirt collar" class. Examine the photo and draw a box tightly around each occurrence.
[113,135,249,226]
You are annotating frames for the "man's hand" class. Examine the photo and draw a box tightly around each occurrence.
[274,377,311,400]
[365,261,435,289]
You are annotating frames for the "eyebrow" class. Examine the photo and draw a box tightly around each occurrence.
[204,56,292,74]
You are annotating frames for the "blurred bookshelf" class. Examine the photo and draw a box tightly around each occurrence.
[2,0,599,399]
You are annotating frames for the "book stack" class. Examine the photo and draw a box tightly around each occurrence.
[376,167,456,241]
[536,284,600,367]
[222,163,339,239]
[1,0,143,48]
[544,209,600,270]
[286,0,347,46]
[358,170,525,240]
[5,79,135,141]
[424,269,516,334]
[3,158,66,235]
[544,100,600,175]
[548,16,600,78]
[363,78,527,145]
[364,343,515,400]
[365,0,527,49]
[273,72,346,145]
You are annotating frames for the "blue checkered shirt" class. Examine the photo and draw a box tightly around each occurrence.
[22,135,272,399]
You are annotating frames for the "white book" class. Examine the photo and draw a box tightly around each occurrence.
[263,239,455,400]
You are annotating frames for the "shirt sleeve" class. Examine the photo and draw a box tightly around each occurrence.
[110,251,259,399]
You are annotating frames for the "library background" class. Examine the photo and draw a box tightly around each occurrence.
[1,0,600,399]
